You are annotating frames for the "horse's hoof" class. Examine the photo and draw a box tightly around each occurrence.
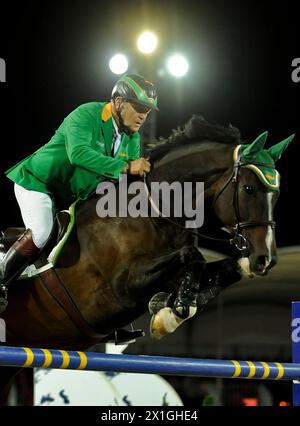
[150,307,181,339]
[148,292,173,315]
[150,311,169,339]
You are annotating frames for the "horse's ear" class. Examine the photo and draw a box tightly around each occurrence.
[243,131,268,157]
[267,134,295,162]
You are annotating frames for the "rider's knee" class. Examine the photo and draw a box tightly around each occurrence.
[32,223,53,249]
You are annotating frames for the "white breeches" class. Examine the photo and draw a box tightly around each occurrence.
[14,183,54,249]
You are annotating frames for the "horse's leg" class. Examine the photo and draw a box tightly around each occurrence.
[148,247,206,338]
[149,257,242,336]
[196,257,243,311]
[114,245,204,306]
[0,366,22,405]
[114,245,205,339]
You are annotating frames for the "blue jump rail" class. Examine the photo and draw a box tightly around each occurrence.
[0,345,300,381]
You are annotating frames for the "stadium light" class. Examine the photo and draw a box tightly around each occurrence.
[166,54,189,77]
[109,54,129,75]
[137,31,158,55]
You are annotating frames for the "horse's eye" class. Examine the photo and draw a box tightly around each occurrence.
[244,185,255,194]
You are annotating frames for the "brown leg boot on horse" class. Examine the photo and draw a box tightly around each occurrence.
[0,230,40,314]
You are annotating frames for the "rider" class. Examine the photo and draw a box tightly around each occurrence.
[0,73,158,313]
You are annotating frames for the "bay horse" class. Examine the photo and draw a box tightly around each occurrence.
[0,115,293,403]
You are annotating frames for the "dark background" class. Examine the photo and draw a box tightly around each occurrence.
[0,0,299,247]
[0,1,299,408]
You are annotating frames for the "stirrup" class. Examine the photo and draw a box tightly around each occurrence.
[105,324,145,345]
[114,328,145,345]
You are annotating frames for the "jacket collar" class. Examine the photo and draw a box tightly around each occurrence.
[101,102,130,155]
[101,102,112,122]
[101,102,113,154]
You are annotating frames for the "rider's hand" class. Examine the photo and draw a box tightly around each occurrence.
[127,158,151,177]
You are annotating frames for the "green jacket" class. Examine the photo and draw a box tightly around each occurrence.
[6,102,141,205]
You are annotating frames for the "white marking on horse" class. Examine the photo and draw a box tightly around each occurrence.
[150,306,197,339]
[264,192,274,271]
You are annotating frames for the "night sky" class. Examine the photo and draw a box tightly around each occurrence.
[0,0,299,248]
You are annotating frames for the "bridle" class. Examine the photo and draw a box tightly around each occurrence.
[212,155,276,256]
[144,148,276,256]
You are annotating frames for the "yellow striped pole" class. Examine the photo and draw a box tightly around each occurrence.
[0,346,299,381]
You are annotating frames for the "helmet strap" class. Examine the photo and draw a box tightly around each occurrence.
[114,98,133,136]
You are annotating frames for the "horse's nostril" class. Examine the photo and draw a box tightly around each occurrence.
[255,255,268,271]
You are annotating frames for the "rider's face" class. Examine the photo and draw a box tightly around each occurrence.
[119,100,151,132]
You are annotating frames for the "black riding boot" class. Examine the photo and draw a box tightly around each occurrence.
[0,229,39,314]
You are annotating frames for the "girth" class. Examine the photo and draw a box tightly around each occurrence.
[38,268,104,340]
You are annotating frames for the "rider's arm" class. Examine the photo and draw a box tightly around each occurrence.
[129,132,141,160]
[65,108,127,180]
[103,132,142,174]
[125,132,142,173]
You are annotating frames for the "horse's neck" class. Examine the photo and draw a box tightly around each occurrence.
[149,142,234,199]
[76,143,235,236]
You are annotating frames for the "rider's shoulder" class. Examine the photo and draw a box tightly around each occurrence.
[66,102,107,121]
[75,101,106,112]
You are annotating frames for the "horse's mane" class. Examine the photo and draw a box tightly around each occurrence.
[145,115,242,161]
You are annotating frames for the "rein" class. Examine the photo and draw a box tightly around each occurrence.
[144,150,276,254]
[143,176,231,243]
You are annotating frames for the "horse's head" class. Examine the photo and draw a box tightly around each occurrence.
[213,131,294,276]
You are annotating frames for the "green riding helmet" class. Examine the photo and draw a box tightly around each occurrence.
[111,74,159,111]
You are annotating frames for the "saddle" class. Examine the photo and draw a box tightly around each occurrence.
[0,210,144,345]
[0,210,80,271]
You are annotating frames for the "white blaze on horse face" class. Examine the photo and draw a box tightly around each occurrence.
[238,192,275,277]
[264,191,275,269]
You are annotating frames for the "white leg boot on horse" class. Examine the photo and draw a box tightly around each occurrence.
[149,271,200,339]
